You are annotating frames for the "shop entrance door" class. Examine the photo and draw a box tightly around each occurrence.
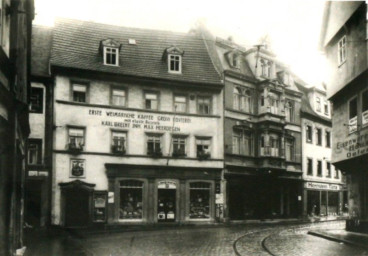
[157,181,176,222]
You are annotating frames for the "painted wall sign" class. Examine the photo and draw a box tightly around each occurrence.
[334,130,368,161]
[88,109,192,132]
[305,182,341,191]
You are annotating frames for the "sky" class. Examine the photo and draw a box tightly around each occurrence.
[33,0,328,85]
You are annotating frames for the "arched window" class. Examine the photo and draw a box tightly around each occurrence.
[189,182,211,219]
[119,180,144,220]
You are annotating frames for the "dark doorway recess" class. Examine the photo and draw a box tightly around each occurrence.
[25,180,42,227]
[157,189,176,222]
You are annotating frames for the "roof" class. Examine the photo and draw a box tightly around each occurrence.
[319,1,364,48]
[31,25,53,77]
[50,18,222,85]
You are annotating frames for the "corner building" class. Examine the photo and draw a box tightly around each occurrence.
[49,19,223,226]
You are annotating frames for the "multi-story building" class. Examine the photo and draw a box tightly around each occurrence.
[320,1,367,232]
[42,18,224,227]
[200,26,304,221]
[0,0,34,255]
[25,25,53,228]
[298,84,347,219]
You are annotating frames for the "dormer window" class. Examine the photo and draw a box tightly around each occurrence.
[163,46,184,74]
[100,39,121,67]
[260,59,272,78]
[104,47,118,66]
[169,54,181,73]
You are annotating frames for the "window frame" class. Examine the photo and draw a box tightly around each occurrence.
[111,87,127,107]
[28,138,42,165]
[172,135,187,157]
[325,130,331,148]
[103,46,119,66]
[316,128,322,146]
[348,97,358,133]
[195,137,212,159]
[187,180,213,220]
[285,99,294,122]
[111,130,127,154]
[146,133,163,156]
[173,94,187,113]
[306,125,313,143]
[144,91,159,111]
[71,82,88,103]
[67,126,86,150]
[316,97,321,112]
[118,179,145,221]
[232,128,252,156]
[338,35,346,66]
[317,160,322,177]
[29,87,44,113]
[197,95,212,115]
[285,137,295,162]
[168,54,182,74]
[307,158,313,176]
[326,162,331,178]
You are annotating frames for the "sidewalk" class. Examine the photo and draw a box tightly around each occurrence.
[308,229,368,249]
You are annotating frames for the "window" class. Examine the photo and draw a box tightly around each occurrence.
[316,128,322,146]
[29,87,43,113]
[362,90,368,126]
[285,100,294,122]
[306,125,312,143]
[232,55,239,68]
[28,139,42,165]
[111,131,127,153]
[145,92,158,110]
[196,138,211,159]
[349,97,358,133]
[233,87,252,113]
[285,138,294,161]
[335,169,340,179]
[168,54,181,73]
[72,83,87,103]
[324,102,329,115]
[338,36,346,65]
[269,96,279,115]
[269,135,279,157]
[317,160,322,177]
[316,97,321,112]
[174,95,187,112]
[147,134,162,156]
[172,135,186,157]
[104,47,118,66]
[197,96,211,115]
[119,180,143,220]
[232,129,252,156]
[260,135,265,156]
[189,182,210,219]
[325,131,331,148]
[326,162,331,177]
[68,128,85,150]
[111,88,126,106]
[307,158,313,176]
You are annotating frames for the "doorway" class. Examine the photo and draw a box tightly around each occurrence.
[64,187,90,227]
[157,181,176,222]
[25,180,42,227]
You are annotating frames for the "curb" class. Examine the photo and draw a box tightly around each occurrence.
[308,231,368,249]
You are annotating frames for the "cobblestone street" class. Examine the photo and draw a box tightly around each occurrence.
[24,221,368,256]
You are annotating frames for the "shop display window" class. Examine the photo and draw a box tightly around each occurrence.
[328,192,339,216]
[189,182,210,219]
[119,180,143,220]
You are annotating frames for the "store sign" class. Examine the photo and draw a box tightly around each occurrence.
[334,130,368,161]
[305,182,340,191]
[88,109,192,132]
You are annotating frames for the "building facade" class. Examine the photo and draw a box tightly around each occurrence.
[298,85,347,219]
[46,18,224,227]
[200,27,304,221]
[320,1,367,231]
[0,0,34,255]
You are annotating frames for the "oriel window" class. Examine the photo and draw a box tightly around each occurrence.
[174,95,187,112]
[104,47,118,66]
[111,88,126,106]
[29,87,43,113]
[145,92,158,110]
[169,55,181,73]
[197,96,211,115]
[72,84,87,103]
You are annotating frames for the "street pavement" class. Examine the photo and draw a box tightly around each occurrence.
[24,221,368,256]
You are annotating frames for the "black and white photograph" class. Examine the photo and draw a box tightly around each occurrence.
[0,0,367,255]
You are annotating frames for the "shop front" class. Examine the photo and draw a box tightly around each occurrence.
[304,181,347,218]
[105,164,222,224]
